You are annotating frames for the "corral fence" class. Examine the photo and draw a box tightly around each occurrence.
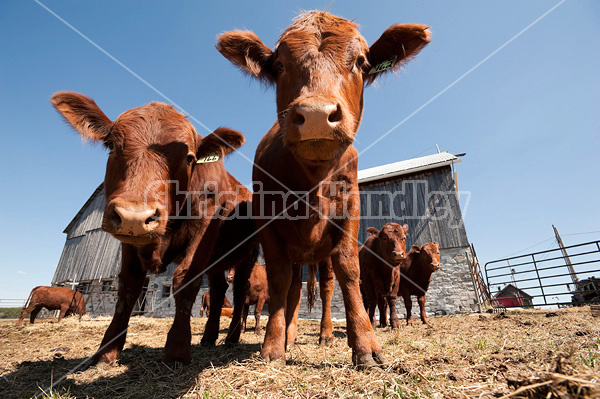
[0,298,58,320]
[485,240,600,308]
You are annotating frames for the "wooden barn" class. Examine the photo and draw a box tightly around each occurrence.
[52,151,479,320]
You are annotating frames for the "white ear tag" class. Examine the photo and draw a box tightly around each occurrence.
[196,154,220,164]
[368,55,398,74]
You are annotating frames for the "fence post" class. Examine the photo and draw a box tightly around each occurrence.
[532,254,547,305]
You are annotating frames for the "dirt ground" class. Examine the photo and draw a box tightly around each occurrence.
[0,307,599,398]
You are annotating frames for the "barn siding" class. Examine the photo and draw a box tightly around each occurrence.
[358,166,468,249]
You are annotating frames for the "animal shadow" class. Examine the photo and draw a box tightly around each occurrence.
[0,342,261,399]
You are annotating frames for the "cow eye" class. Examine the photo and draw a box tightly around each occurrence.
[186,154,196,165]
[356,56,365,68]
[276,62,284,74]
[106,141,114,151]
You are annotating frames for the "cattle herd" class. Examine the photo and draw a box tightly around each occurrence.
[18,11,437,369]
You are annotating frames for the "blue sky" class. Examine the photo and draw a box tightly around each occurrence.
[1,1,599,300]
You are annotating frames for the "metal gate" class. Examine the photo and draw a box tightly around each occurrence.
[485,240,600,308]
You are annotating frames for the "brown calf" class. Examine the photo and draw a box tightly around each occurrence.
[359,224,408,329]
[218,11,429,367]
[227,264,269,334]
[16,286,86,325]
[51,92,258,365]
[399,242,441,324]
[200,291,232,318]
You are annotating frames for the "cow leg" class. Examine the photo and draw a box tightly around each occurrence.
[418,295,428,324]
[318,259,334,345]
[92,245,146,365]
[199,272,227,348]
[377,295,388,328]
[260,258,293,362]
[164,263,204,364]
[367,297,377,329]
[402,292,414,325]
[386,295,401,329]
[29,306,43,324]
[330,248,386,368]
[16,303,35,326]
[285,265,302,346]
[225,258,255,345]
[241,303,250,333]
[57,304,69,323]
[254,297,265,334]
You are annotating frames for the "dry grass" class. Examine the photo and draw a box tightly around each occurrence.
[0,307,599,398]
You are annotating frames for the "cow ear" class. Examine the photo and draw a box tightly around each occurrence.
[51,91,112,143]
[365,24,430,85]
[402,224,409,234]
[196,127,245,160]
[217,30,275,84]
[411,244,421,253]
[366,227,380,236]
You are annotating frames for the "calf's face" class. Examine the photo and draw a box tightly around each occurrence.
[217,11,430,163]
[52,92,244,246]
[368,223,409,264]
[411,242,441,272]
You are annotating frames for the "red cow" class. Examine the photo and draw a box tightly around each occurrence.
[51,92,258,365]
[217,11,429,367]
[227,264,269,334]
[16,286,87,325]
[359,224,408,329]
[200,291,232,318]
[399,242,441,324]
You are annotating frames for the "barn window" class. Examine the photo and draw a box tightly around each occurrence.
[101,280,114,292]
[77,282,90,294]
[162,284,172,298]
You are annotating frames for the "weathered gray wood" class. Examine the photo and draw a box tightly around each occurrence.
[358,165,468,249]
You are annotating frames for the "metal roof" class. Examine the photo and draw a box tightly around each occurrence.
[357,152,461,184]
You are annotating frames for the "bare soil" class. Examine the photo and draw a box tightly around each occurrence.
[0,307,598,398]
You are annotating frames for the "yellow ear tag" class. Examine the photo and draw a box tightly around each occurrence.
[368,55,397,74]
[196,154,220,164]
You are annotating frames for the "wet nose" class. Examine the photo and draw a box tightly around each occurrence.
[292,101,342,141]
[393,251,405,259]
[104,200,166,236]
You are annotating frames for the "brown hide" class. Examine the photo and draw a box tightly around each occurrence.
[16,286,86,325]
[217,11,429,367]
[200,291,232,318]
[228,264,269,334]
[399,242,441,324]
[51,92,258,365]
[359,224,408,329]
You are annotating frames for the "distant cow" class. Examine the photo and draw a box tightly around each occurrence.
[399,242,441,325]
[16,286,86,325]
[227,264,269,334]
[51,92,258,365]
[218,11,429,367]
[200,291,232,318]
[359,224,409,329]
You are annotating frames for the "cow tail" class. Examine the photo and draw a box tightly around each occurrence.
[306,264,318,313]
[23,287,36,310]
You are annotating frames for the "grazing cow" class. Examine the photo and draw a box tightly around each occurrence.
[51,92,258,365]
[359,224,409,329]
[227,264,269,334]
[200,291,232,318]
[16,286,86,325]
[217,11,429,367]
[399,242,441,325]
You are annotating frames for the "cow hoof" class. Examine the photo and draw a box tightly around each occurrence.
[352,350,388,369]
[260,347,285,363]
[200,337,216,347]
[163,352,191,365]
[254,329,262,335]
[319,336,333,346]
